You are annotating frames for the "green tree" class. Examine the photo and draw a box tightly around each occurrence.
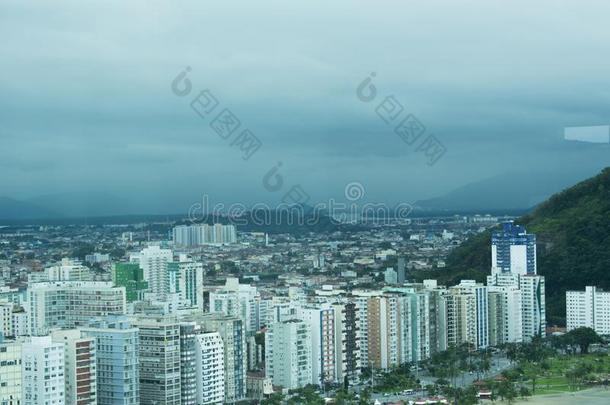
[519,386,531,398]
[358,389,371,405]
[261,392,284,405]
[288,385,324,405]
[497,380,517,404]
[565,327,603,354]
[521,361,544,394]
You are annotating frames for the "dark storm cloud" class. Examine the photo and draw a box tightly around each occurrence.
[1,0,610,213]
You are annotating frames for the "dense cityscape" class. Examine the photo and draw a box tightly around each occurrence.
[0,211,606,405]
[3,1,610,404]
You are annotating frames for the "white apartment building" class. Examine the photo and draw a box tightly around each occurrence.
[519,275,546,339]
[0,301,13,338]
[81,316,139,405]
[488,285,523,344]
[27,281,126,335]
[51,330,97,405]
[43,259,93,282]
[209,278,260,333]
[168,255,204,309]
[447,280,489,349]
[403,291,433,363]
[22,336,65,405]
[131,245,173,301]
[265,319,312,390]
[173,224,237,246]
[567,286,610,335]
[0,337,21,405]
[298,305,337,385]
[487,223,545,342]
[195,332,225,405]
[191,314,246,403]
[11,310,28,338]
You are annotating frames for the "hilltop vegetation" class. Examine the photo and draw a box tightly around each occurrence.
[435,168,610,326]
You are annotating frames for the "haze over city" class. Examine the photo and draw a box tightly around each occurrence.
[2,0,610,216]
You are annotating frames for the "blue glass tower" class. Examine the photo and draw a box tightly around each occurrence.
[491,222,536,275]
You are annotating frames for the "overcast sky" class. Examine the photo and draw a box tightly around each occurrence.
[2,0,610,213]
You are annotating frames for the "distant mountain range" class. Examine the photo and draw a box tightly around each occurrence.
[433,167,610,326]
[0,166,604,221]
[415,169,601,212]
[0,192,139,220]
[0,197,57,219]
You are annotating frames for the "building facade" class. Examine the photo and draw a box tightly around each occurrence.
[82,316,139,405]
[567,286,610,335]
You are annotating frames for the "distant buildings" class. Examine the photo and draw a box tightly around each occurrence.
[30,258,94,283]
[85,253,110,264]
[567,286,610,335]
[173,224,237,247]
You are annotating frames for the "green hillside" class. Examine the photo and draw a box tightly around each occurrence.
[435,167,610,326]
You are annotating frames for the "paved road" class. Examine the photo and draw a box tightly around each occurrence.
[369,354,513,403]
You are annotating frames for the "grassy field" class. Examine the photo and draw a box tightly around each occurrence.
[526,353,610,396]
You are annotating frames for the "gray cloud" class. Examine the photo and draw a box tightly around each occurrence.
[1,0,610,213]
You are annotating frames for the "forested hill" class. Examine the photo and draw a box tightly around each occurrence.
[434,167,610,326]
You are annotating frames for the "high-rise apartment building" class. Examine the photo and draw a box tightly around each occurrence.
[566,286,610,334]
[131,246,173,301]
[179,322,199,405]
[82,315,139,405]
[0,300,14,338]
[265,319,312,390]
[332,302,360,384]
[112,263,148,303]
[27,281,126,335]
[491,222,536,276]
[519,275,546,339]
[51,330,97,405]
[299,305,337,385]
[0,337,21,405]
[365,295,400,370]
[488,223,545,341]
[209,278,260,333]
[173,224,237,246]
[193,314,246,403]
[168,255,204,309]
[194,332,225,405]
[132,316,181,405]
[446,280,489,349]
[22,336,65,405]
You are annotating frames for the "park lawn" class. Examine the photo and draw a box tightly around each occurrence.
[527,354,610,396]
[534,376,574,395]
